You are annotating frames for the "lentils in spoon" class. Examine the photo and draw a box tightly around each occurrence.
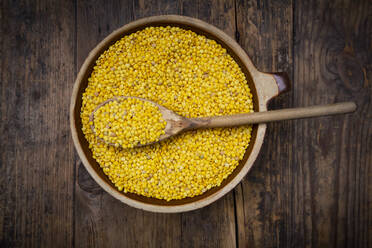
[91,97,166,148]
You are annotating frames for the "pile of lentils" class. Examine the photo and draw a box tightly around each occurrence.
[81,26,254,201]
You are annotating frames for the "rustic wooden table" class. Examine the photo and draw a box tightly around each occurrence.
[1,0,371,247]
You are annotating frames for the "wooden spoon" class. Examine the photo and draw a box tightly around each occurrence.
[90,96,356,147]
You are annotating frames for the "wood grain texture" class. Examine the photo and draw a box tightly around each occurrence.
[0,0,75,247]
[234,1,294,247]
[235,0,372,247]
[293,1,371,247]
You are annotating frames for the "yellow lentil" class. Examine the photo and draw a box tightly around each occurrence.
[93,98,166,148]
[81,26,254,201]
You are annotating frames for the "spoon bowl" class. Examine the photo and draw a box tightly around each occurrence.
[89,96,191,147]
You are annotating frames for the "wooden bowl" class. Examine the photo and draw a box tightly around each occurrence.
[70,15,289,213]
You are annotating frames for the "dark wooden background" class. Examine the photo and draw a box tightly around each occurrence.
[1,0,371,247]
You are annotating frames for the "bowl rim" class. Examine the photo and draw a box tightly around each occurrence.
[70,15,280,213]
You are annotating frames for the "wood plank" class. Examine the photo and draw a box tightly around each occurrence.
[75,1,182,247]
[132,0,180,19]
[0,0,75,247]
[293,1,372,247]
[234,0,294,247]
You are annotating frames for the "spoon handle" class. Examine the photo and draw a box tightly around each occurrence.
[189,102,357,129]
